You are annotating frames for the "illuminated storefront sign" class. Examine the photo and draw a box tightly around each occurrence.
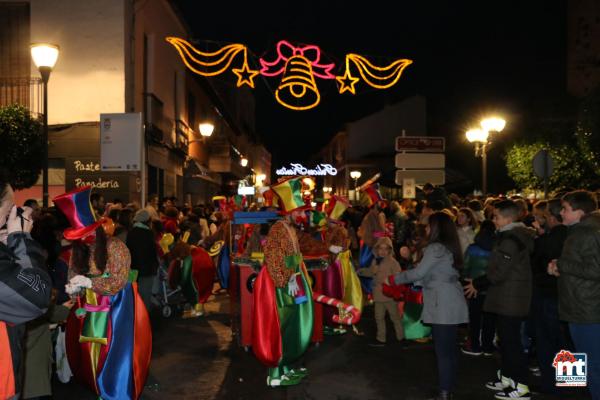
[275,163,338,176]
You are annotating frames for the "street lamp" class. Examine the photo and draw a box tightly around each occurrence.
[240,156,248,167]
[350,170,361,200]
[465,117,505,194]
[199,122,214,137]
[31,43,59,207]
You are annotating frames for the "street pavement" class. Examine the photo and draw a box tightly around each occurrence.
[54,290,591,400]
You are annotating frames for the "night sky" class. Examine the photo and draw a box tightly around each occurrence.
[174,0,567,192]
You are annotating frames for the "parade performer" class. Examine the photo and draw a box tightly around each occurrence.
[253,177,314,387]
[55,187,151,400]
[324,223,363,331]
[203,214,231,290]
[170,240,216,317]
[357,182,388,294]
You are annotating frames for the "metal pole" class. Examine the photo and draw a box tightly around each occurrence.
[482,143,488,195]
[40,68,50,208]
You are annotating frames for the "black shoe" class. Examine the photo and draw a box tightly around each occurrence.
[368,339,385,347]
[428,390,453,400]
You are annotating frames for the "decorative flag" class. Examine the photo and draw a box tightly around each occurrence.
[324,195,350,221]
[360,184,383,208]
[271,177,307,213]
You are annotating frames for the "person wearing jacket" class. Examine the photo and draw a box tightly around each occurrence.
[0,182,52,400]
[357,236,403,346]
[548,190,600,400]
[127,209,159,312]
[461,219,496,356]
[391,212,468,400]
[530,198,569,395]
[467,200,535,400]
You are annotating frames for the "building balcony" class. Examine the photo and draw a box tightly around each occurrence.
[0,77,44,117]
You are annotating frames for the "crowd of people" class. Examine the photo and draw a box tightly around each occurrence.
[1,173,599,400]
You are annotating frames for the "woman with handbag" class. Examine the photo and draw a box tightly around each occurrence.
[390,212,468,400]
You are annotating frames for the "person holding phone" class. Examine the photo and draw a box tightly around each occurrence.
[0,179,52,400]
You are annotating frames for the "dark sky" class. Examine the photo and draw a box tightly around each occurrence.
[174,0,567,192]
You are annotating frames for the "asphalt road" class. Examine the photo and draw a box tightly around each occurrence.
[53,291,591,400]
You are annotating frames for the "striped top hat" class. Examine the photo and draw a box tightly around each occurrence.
[53,186,103,240]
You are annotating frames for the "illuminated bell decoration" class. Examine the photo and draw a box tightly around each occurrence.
[276,55,321,111]
[167,36,412,111]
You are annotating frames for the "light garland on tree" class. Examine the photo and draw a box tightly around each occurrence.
[166,37,412,111]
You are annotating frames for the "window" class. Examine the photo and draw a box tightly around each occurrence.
[0,2,30,78]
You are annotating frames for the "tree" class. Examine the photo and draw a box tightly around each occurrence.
[505,141,595,191]
[0,104,43,189]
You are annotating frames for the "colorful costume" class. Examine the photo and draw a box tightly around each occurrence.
[180,246,217,310]
[324,224,363,331]
[252,220,313,387]
[54,187,152,400]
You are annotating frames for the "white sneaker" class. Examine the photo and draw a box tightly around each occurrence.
[485,370,512,391]
[494,382,530,399]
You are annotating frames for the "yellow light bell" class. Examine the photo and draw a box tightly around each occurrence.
[275,55,321,111]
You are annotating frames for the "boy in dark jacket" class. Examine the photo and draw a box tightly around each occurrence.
[467,200,535,400]
[0,182,52,400]
[548,190,600,400]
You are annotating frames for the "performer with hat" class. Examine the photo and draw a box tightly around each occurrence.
[55,186,151,400]
[252,177,314,387]
[357,181,388,295]
[322,196,363,333]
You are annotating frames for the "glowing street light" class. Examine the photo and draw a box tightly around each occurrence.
[481,117,506,133]
[31,43,60,207]
[466,128,489,144]
[465,117,506,194]
[199,122,214,137]
[240,157,248,167]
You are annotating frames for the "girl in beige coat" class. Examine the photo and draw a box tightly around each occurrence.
[358,236,404,346]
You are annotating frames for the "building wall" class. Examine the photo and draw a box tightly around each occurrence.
[346,95,426,161]
[567,0,600,97]
[27,0,126,124]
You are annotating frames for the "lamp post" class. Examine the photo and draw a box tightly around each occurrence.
[31,43,59,207]
[350,170,361,201]
[465,117,505,194]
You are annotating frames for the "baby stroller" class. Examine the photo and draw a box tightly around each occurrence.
[154,259,185,318]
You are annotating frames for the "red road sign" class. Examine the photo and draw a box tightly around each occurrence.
[396,136,445,152]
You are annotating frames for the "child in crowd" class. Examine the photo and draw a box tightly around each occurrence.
[461,219,496,356]
[466,200,535,400]
[357,236,404,346]
[548,190,600,400]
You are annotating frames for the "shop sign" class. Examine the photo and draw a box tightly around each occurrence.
[66,157,128,192]
[276,163,337,176]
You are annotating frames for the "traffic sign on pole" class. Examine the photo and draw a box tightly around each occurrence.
[395,170,445,186]
[396,136,445,152]
[395,153,445,169]
[402,178,416,198]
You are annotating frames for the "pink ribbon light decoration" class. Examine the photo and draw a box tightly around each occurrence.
[260,40,336,79]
